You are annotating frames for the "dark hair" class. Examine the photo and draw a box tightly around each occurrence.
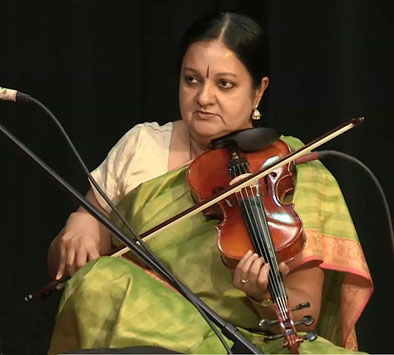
[177,12,269,89]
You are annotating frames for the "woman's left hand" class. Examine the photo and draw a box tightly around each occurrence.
[233,250,290,301]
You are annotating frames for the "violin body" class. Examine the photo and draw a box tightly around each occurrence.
[187,138,306,268]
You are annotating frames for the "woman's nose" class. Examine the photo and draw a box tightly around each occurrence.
[196,83,215,107]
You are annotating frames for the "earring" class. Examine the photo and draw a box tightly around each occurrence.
[252,108,261,121]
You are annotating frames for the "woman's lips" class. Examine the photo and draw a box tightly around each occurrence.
[194,110,218,119]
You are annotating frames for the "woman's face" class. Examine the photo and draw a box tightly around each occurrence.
[179,40,268,149]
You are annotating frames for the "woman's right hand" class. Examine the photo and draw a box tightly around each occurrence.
[47,190,112,280]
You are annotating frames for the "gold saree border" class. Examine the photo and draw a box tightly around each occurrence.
[289,229,373,349]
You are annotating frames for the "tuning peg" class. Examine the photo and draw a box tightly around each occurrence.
[258,318,278,331]
[303,330,317,342]
[291,302,310,311]
[294,315,314,327]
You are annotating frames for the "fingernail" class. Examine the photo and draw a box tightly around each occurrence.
[253,253,258,257]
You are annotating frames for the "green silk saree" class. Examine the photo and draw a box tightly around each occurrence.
[49,137,372,354]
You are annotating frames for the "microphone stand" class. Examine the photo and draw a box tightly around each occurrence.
[0,121,262,355]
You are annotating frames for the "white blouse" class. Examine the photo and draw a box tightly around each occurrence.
[91,122,173,212]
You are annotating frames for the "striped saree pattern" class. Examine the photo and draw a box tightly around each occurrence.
[49,136,372,354]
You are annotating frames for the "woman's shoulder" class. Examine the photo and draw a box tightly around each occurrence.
[112,121,173,154]
[134,121,173,134]
[122,121,173,141]
[134,121,174,152]
[280,135,304,151]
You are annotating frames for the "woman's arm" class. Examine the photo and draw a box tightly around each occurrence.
[233,251,324,332]
[47,189,113,280]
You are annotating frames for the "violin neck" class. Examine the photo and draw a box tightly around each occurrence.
[227,143,288,304]
[238,195,287,303]
[223,142,307,353]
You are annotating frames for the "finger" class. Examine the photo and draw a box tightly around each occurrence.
[234,250,253,279]
[256,263,270,290]
[65,248,77,276]
[75,248,89,270]
[248,257,265,283]
[87,248,100,262]
[237,250,253,270]
[238,253,259,281]
[56,244,67,280]
[279,262,290,277]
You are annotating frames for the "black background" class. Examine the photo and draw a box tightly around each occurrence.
[0,1,393,354]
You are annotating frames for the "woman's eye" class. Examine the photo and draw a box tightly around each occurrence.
[218,80,234,89]
[185,76,199,85]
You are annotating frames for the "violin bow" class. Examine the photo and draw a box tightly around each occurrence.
[112,117,364,257]
[26,117,363,301]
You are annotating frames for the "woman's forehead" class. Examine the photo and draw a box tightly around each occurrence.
[182,40,248,76]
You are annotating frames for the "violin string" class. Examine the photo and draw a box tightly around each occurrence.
[250,175,290,317]
[232,163,283,309]
[239,162,289,319]
[249,177,289,315]
[249,184,288,319]
[231,162,286,317]
[235,166,287,320]
[232,162,288,319]
[250,195,288,318]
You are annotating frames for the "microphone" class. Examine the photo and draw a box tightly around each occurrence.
[0,86,30,103]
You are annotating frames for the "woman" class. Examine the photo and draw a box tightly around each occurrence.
[48,12,372,354]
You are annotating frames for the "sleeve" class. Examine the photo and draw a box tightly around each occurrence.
[90,124,145,212]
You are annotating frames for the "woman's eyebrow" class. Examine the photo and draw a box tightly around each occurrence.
[183,68,237,78]
[182,67,200,74]
[215,72,237,77]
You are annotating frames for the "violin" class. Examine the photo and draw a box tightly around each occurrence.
[187,133,312,353]
[26,118,363,352]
